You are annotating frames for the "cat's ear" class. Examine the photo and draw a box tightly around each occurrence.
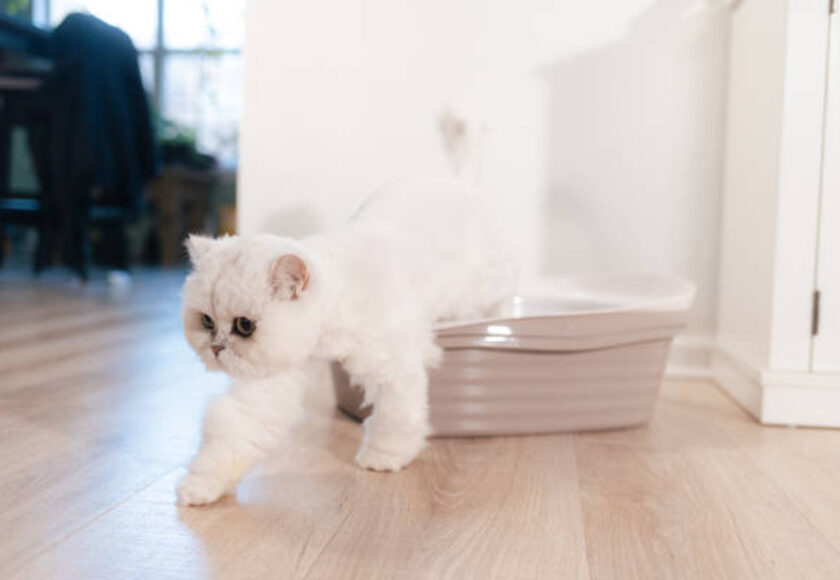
[270,254,310,300]
[185,234,215,268]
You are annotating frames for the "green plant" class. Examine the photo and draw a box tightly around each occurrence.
[159,118,198,149]
[1,0,32,19]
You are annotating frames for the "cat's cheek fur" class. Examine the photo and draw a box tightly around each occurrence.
[182,325,220,372]
[182,308,215,368]
[255,303,322,370]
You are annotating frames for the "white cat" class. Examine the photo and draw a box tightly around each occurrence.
[177,114,517,506]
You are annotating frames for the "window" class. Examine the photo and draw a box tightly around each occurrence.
[50,0,159,48]
[48,0,246,167]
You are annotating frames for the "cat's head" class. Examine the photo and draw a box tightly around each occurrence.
[181,233,322,378]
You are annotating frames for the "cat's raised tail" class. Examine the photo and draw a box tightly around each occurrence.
[437,108,483,184]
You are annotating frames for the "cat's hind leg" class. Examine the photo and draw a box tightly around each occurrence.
[346,341,432,472]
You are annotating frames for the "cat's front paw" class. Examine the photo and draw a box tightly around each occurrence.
[176,472,230,506]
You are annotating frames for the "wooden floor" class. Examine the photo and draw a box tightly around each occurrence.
[2,269,840,579]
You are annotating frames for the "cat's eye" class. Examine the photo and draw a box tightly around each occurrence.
[232,317,255,337]
[201,313,215,331]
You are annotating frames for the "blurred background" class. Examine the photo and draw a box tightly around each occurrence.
[0,0,837,411]
[0,0,242,278]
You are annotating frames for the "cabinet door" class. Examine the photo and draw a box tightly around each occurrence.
[814,7,840,371]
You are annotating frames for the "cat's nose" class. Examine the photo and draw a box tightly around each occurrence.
[211,344,225,356]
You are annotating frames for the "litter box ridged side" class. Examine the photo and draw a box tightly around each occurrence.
[425,339,671,436]
[332,338,672,437]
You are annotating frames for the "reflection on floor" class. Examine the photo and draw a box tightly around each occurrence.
[2,270,840,579]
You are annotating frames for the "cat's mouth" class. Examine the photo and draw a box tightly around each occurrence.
[198,344,228,371]
[207,349,260,378]
[202,353,224,371]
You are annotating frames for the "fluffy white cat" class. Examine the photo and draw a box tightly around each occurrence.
[177,114,517,505]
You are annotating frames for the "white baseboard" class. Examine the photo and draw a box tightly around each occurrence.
[709,347,763,417]
[665,334,713,378]
[710,345,840,428]
[631,333,838,427]
[761,371,840,427]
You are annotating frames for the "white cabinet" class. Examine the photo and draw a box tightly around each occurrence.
[712,0,840,426]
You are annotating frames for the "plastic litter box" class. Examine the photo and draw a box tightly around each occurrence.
[332,273,695,437]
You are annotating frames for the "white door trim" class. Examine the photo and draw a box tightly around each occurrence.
[813,3,840,371]
[769,0,831,371]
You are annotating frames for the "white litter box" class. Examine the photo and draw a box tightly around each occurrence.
[333,273,696,437]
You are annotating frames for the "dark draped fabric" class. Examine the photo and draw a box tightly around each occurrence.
[46,12,158,220]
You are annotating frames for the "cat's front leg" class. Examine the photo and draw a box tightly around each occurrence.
[348,352,431,472]
[177,370,307,506]
[177,392,267,506]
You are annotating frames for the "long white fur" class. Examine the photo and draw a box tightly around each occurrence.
[177,113,517,506]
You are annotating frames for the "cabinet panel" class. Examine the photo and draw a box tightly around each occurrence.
[813,10,840,372]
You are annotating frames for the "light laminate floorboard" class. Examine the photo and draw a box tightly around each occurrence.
[2,269,840,579]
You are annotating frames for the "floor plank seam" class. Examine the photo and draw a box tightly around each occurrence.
[15,463,184,574]
[299,498,357,580]
[570,434,594,580]
[716,432,840,559]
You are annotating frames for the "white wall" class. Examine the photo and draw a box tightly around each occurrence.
[716,0,787,369]
[238,0,730,338]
